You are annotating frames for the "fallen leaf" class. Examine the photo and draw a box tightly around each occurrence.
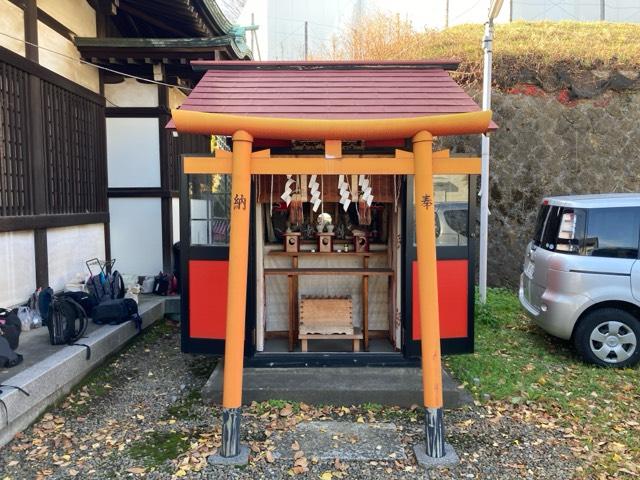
[320,472,333,480]
[127,467,146,474]
[291,441,300,451]
[265,451,275,463]
[280,405,294,417]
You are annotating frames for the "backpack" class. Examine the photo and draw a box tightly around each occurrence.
[60,291,97,317]
[0,308,21,350]
[47,297,89,346]
[87,274,111,304]
[153,272,174,296]
[38,287,55,327]
[110,270,125,300]
[92,298,142,331]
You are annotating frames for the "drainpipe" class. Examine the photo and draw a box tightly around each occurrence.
[478,20,493,304]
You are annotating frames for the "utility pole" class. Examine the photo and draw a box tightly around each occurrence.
[600,0,605,20]
[251,13,255,53]
[479,0,504,304]
[445,0,449,28]
[304,21,308,60]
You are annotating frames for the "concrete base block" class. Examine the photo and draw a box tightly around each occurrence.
[413,442,459,469]
[202,363,472,409]
[207,445,250,466]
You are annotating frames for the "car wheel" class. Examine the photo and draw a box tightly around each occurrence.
[574,308,640,368]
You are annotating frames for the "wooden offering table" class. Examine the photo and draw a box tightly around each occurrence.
[265,251,392,351]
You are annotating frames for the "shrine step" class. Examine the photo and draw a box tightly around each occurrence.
[201,364,472,409]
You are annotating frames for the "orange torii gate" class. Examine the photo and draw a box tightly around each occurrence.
[172,108,492,463]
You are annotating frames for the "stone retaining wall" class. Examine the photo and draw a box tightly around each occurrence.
[438,77,640,287]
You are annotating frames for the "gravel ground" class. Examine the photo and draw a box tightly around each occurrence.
[0,320,581,480]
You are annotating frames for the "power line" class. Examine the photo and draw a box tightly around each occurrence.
[0,31,193,93]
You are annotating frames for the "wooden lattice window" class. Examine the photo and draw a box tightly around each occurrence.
[0,61,33,216]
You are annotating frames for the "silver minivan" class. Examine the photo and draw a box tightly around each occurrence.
[520,194,640,367]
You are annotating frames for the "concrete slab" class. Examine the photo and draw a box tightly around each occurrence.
[413,442,459,468]
[207,445,250,466]
[202,363,472,409]
[272,421,406,461]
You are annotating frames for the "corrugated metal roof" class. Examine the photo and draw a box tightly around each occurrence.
[176,61,487,121]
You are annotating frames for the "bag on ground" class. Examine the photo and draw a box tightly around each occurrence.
[17,306,33,332]
[91,298,142,330]
[153,272,175,296]
[0,336,22,368]
[38,287,54,327]
[0,308,22,350]
[46,297,88,346]
[60,291,97,317]
[140,276,155,294]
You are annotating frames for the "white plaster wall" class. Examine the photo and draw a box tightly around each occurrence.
[47,224,105,291]
[37,21,99,93]
[106,117,161,188]
[0,230,36,307]
[109,198,163,276]
[0,0,26,56]
[104,78,159,108]
[172,198,180,243]
[37,0,97,37]
[168,87,187,110]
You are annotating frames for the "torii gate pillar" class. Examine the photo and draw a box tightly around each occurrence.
[220,130,253,459]
[413,131,446,457]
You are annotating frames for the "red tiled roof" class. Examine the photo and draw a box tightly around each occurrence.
[175,61,487,121]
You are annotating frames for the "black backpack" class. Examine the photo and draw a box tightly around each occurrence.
[61,291,97,317]
[110,270,125,300]
[47,297,89,346]
[38,287,54,327]
[0,308,21,350]
[92,298,142,331]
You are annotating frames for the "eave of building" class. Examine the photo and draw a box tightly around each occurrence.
[101,0,244,38]
[75,36,253,66]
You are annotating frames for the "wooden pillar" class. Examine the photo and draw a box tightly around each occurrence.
[220,130,253,458]
[412,131,446,458]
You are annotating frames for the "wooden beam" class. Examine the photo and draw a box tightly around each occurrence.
[183,155,481,176]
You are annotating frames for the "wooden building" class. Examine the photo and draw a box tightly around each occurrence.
[0,0,250,307]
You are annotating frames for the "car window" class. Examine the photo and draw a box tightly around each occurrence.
[582,207,640,259]
[532,204,550,247]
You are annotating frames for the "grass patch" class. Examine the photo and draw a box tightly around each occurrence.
[333,16,640,88]
[166,389,203,420]
[446,288,640,475]
[127,431,190,468]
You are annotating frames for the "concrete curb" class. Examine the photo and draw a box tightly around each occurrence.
[0,297,178,448]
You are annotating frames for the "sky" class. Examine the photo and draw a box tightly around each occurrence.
[238,0,510,60]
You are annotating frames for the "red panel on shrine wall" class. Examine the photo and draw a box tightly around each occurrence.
[189,260,228,339]
[412,260,469,340]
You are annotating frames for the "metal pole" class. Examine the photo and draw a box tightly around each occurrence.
[600,0,605,21]
[250,13,255,53]
[479,21,493,304]
[445,0,449,28]
[304,21,308,60]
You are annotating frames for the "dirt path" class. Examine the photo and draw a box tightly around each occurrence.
[0,320,579,479]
